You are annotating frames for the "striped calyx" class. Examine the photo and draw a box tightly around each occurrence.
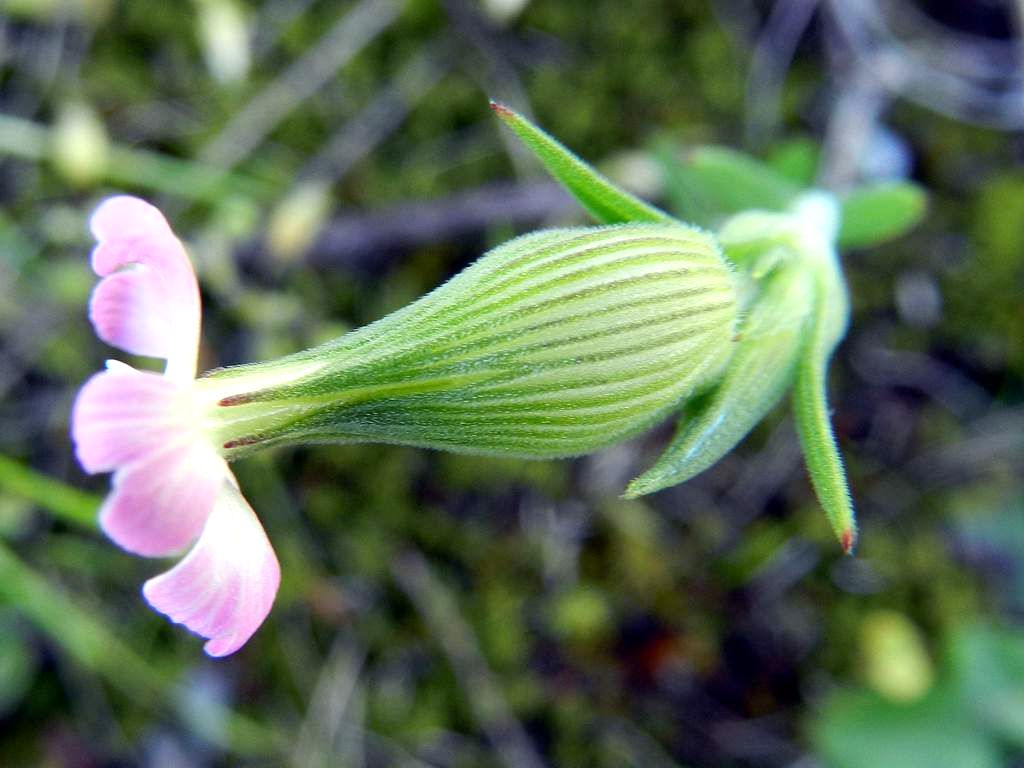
[199,224,739,459]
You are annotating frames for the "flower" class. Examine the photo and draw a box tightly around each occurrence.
[71,196,279,657]
[70,195,743,656]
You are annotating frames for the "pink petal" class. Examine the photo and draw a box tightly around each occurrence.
[89,268,183,359]
[71,368,194,474]
[90,195,172,245]
[87,196,200,379]
[143,480,281,657]
[99,444,226,557]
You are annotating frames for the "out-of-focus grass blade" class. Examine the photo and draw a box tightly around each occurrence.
[0,541,283,756]
[490,102,671,225]
[838,181,927,249]
[0,114,276,203]
[656,142,801,226]
[0,454,98,532]
[0,609,38,717]
[625,264,810,497]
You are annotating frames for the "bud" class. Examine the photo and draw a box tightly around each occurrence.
[196,0,251,86]
[266,182,333,263]
[482,0,531,24]
[860,610,934,703]
[51,101,109,188]
[199,224,739,458]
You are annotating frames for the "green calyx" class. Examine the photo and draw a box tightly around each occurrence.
[198,103,923,554]
[627,193,856,552]
[202,224,739,460]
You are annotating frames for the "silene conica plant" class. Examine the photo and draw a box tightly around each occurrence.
[71,103,925,655]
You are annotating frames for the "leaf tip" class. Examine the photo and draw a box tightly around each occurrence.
[489,100,514,118]
[841,526,856,555]
[620,483,643,500]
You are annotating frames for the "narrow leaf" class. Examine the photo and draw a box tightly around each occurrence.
[490,101,671,225]
[838,181,927,249]
[625,263,811,497]
[791,268,857,553]
[0,454,99,532]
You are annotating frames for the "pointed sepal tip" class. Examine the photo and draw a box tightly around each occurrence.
[841,526,856,556]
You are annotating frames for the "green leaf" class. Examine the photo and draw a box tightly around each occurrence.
[625,263,811,497]
[791,264,856,552]
[812,623,1024,768]
[837,181,927,249]
[765,137,820,186]
[813,686,1001,768]
[490,102,671,225]
[656,142,801,226]
[949,624,1024,748]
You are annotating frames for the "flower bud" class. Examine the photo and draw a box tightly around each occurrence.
[266,182,333,263]
[51,101,109,188]
[201,224,739,458]
[860,610,934,703]
[196,0,251,85]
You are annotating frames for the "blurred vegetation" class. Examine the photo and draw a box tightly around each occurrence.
[1,0,1023,766]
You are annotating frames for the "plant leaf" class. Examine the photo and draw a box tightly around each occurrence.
[791,263,856,552]
[625,262,811,497]
[490,102,671,225]
[656,142,801,226]
[765,137,820,186]
[837,181,927,249]
[948,623,1024,748]
[813,685,1001,768]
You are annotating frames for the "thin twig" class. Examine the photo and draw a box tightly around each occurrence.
[744,0,820,146]
[391,549,547,768]
[441,0,535,175]
[252,0,320,60]
[825,0,1024,129]
[299,37,455,184]
[816,62,886,189]
[291,180,576,271]
[199,0,404,170]
[292,636,366,768]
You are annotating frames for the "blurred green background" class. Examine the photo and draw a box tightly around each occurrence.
[2,0,1024,766]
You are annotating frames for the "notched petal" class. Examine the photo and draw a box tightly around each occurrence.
[90,196,173,246]
[142,481,281,657]
[100,445,226,557]
[89,266,177,359]
[87,195,201,376]
[71,369,191,474]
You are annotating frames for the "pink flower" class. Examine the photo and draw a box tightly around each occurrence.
[71,196,280,657]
